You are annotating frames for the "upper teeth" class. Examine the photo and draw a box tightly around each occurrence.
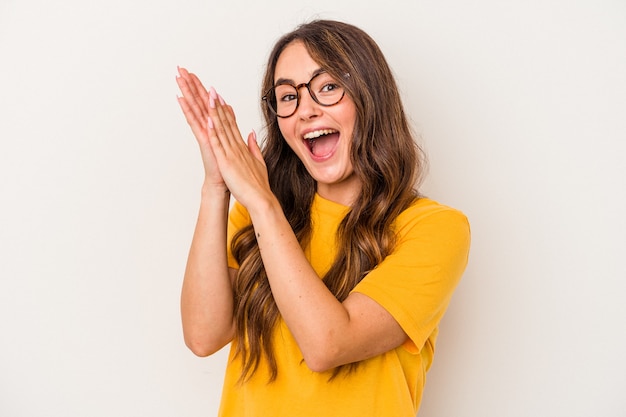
[303,129,337,140]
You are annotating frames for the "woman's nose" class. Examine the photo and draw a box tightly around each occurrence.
[296,87,321,119]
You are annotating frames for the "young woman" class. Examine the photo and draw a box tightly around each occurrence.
[176,19,470,417]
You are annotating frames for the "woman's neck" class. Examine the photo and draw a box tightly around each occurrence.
[316,177,362,207]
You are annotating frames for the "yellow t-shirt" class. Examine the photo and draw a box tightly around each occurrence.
[220,194,470,417]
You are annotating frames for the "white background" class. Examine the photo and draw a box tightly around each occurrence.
[1,0,624,416]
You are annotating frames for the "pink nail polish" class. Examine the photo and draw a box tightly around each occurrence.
[207,116,214,129]
[209,87,217,108]
[218,94,225,105]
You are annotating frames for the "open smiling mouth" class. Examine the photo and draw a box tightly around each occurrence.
[303,129,339,158]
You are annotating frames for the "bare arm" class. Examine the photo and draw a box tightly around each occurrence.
[180,186,236,356]
[176,68,236,356]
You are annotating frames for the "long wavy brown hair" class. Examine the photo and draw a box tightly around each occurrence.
[230,20,425,382]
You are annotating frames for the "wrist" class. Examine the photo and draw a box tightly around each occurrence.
[200,182,231,201]
[247,193,282,223]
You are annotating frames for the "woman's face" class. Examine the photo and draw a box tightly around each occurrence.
[274,41,360,205]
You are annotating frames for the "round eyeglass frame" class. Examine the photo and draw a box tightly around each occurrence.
[262,71,347,118]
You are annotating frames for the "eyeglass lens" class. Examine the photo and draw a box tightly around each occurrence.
[269,72,344,117]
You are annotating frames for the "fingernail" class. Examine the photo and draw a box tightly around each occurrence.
[208,116,214,129]
[209,87,217,108]
[218,94,225,105]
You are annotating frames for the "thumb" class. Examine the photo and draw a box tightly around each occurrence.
[247,130,264,162]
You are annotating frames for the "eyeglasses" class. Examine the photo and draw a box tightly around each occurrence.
[262,71,346,118]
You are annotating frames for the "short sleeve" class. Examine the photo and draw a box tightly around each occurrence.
[352,201,471,354]
[226,200,252,270]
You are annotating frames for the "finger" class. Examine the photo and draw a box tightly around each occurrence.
[220,98,238,123]
[210,92,243,148]
[176,66,188,79]
[225,106,248,151]
[185,72,210,115]
[190,74,211,115]
[177,95,208,142]
[247,130,265,163]
[177,67,200,98]
[207,88,234,146]
[177,68,210,117]
[208,90,250,163]
[177,93,198,125]
[190,73,210,99]
[176,76,206,127]
[178,67,199,94]
[206,112,227,161]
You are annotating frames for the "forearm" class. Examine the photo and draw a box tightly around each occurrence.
[247,198,354,369]
[181,184,235,356]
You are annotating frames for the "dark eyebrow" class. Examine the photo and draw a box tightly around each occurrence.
[273,68,326,87]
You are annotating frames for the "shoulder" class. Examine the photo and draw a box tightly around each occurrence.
[395,197,470,240]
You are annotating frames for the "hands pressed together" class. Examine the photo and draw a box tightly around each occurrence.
[176,67,273,210]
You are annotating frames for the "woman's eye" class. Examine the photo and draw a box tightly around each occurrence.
[320,83,339,93]
[279,93,297,102]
